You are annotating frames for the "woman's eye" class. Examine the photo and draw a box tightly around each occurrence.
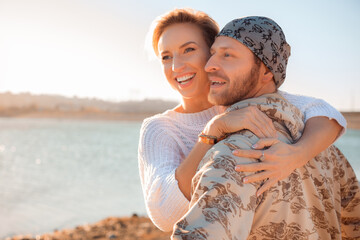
[162,55,171,61]
[184,47,195,53]
[224,53,230,57]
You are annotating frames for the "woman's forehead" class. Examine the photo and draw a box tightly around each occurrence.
[158,23,205,49]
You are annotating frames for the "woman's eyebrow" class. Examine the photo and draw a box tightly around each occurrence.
[179,41,197,48]
[160,41,198,55]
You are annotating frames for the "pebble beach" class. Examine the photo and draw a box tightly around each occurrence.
[6,215,171,240]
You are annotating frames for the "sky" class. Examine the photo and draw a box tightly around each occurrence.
[0,0,359,111]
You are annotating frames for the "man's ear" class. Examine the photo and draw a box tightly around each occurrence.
[262,65,274,83]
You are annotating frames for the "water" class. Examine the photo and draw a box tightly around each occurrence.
[0,118,145,238]
[0,118,359,238]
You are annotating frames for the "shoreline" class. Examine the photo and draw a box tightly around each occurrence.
[0,111,156,122]
[1,111,360,129]
[6,215,171,240]
[341,112,360,130]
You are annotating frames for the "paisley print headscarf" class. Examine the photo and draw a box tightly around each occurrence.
[218,16,291,88]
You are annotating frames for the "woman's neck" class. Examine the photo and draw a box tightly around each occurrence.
[175,96,213,113]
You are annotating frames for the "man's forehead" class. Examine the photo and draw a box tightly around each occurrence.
[211,36,247,51]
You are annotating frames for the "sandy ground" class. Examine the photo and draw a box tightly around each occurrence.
[6,215,171,240]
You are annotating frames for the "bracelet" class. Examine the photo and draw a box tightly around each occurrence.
[198,132,226,145]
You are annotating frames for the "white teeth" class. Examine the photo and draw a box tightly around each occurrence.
[211,81,224,85]
[176,74,195,83]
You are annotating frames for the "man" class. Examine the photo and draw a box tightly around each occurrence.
[171,16,360,239]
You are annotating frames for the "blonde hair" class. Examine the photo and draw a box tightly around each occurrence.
[150,8,219,56]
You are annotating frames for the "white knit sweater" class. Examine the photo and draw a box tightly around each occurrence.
[137,91,347,232]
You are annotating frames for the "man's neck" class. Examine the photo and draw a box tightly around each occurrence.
[251,83,277,99]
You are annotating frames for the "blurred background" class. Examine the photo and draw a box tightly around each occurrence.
[0,0,359,109]
[0,0,359,238]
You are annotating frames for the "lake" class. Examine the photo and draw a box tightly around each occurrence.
[0,117,359,238]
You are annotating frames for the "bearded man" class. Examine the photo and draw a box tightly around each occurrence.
[172,16,360,240]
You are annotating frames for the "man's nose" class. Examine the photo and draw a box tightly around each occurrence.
[172,56,185,72]
[205,56,218,73]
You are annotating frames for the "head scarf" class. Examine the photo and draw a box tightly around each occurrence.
[218,16,291,88]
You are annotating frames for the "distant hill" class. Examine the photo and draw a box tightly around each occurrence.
[1,92,359,128]
[0,92,179,119]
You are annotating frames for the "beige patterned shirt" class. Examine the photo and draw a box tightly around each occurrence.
[172,93,360,240]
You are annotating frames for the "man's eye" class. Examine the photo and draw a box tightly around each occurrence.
[224,53,230,57]
[184,47,195,53]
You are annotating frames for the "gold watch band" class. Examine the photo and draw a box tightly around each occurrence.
[198,132,226,145]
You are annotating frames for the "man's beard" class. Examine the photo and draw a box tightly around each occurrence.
[208,65,260,107]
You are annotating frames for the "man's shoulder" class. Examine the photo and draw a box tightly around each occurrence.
[227,93,305,141]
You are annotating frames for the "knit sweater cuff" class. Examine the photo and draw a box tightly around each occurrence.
[165,169,190,208]
[157,170,189,231]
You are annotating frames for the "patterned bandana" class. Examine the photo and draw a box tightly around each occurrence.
[218,16,291,88]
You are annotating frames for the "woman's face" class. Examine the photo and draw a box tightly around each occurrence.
[157,23,211,100]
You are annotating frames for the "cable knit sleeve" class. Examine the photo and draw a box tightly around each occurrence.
[279,90,347,138]
[138,116,189,232]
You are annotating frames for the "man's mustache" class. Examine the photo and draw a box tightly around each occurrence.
[207,72,229,82]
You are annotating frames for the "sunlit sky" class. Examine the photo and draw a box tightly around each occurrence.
[0,0,359,111]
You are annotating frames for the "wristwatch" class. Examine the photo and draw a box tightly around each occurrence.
[198,132,226,145]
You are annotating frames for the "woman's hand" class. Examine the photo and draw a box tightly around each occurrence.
[232,138,310,196]
[204,106,277,139]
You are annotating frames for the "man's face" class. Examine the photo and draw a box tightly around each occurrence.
[205,36,262,106]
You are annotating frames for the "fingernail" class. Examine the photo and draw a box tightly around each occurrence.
[232,150,238,154]
[257,192,261,197]
[251,144,258,149]
[235,166,241,171]
[243,178,248,183]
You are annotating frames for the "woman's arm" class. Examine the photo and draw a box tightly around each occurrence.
[139,107,276,230]
[138,118,189,232]
[279,90,347,137]
[176,106,277,200]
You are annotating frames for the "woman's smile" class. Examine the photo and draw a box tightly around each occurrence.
[175,73,196,88]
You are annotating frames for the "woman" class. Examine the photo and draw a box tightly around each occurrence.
[138,8,346,232]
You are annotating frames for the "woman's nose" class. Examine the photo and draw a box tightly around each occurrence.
[172,56,185,72]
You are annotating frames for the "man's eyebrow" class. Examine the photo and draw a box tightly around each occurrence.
[218,46,234,51]
[210,46,233,53]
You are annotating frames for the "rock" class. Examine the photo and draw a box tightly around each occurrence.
[107,233,117,239]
